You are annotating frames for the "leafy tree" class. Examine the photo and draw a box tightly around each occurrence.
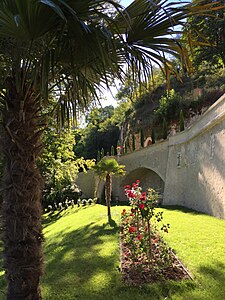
[0,2,124,298]
[124,143,128,153]
[97,150,101,162]
[184,0,225,67]
[86,106,115,125]
[154,89,185,122]
[111,145,115,156]
[93,158,125,221]
[163,118,168,140]
[74,106,120,159]
[38,128,94,207]
[179,110,185,131]
[126,135,130,152]
[0,0,217,298]
[101,148,105,159]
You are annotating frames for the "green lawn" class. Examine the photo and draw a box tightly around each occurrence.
[0,204,225,300]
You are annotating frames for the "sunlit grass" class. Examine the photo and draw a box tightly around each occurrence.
[161,206,225,300]
[0,204,225,299]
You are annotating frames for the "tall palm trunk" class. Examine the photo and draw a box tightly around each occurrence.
[1,76,44,299]
[105,173,112,220]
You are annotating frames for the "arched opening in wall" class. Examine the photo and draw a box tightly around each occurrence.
[96,180,105,203]
[120,167,165,204]
[144,137,152,147]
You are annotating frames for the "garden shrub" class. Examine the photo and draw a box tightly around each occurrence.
[111,145,115,156]
[179,109,185,131]
[88,198,93,205]
[121,180,172,276]
[82,199,87,206]
[162,118,168,140]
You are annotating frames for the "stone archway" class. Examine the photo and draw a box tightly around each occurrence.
[118,167,165,202]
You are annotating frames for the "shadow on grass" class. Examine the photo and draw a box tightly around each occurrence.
[196,262,225,300]
[42,207,83,228]
[107,216,118,229]
[161,205,208,216]
[42,217,197,300]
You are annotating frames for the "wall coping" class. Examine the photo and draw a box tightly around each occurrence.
[119,139,169,159]
[168,92,225,146]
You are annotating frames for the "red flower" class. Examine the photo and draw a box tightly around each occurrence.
[140,195,146,201]
[130,213,134,217]
[137,234,143,240]
[136,180,140,184]
[128,226,137,233]
[124,185,130,190]
[127,191,135,198]
[132,183,138,189]
[139,203,145,210]
[131,208,136,213]
[121,209,126,215]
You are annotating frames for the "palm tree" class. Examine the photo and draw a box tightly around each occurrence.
[0,0,220,298]
[93,158,125,220]
[0,2,123,299]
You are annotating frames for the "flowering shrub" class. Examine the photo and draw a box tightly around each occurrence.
[121,180,172,275]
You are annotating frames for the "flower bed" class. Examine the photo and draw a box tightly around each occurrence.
[120,181,192,284]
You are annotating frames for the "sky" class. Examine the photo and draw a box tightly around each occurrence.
[100,0,133,108]
[101,0,187,108]
[120,0,133,7]
[79,0,133,126]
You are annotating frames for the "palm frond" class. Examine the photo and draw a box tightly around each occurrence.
[114,0,223,81]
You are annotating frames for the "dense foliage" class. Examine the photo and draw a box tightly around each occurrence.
[184,0,225,68]
[38,128,94,207]
[74,104,130,159]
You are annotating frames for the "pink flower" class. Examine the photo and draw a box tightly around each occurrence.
[124,185,130,190]
[140,195,146,201]
[128,226,137,233]
[127,191,135,198]
[137,234,143,240]
[139,203,145,210]
[132,183,138,189]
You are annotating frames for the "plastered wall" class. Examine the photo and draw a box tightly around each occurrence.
[164,95,225,219]
[77,93,225,219]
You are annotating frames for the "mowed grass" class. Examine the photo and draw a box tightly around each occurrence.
[161,206,225,300]
[0,204,225,299]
